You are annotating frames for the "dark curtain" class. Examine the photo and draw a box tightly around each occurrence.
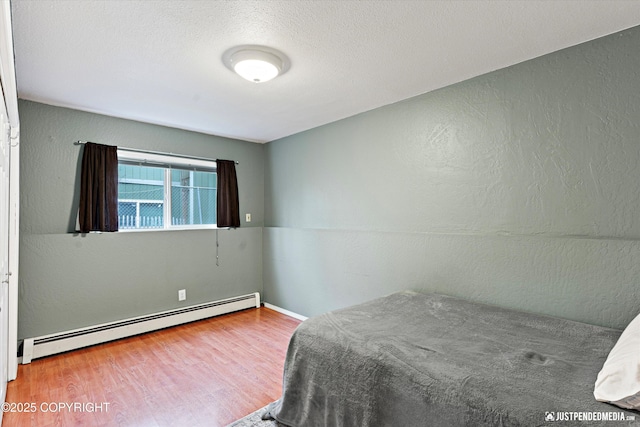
[78,142,119,232]
[216,159,240,228]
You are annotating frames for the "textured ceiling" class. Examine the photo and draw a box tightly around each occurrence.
[11,0,640,143]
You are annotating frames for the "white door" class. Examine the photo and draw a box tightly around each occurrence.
[1,0,20,390]
[0,103,10,408]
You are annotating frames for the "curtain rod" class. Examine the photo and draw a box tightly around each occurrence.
[74,140,239,164]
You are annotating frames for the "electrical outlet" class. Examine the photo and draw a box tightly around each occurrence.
[245,213,252,222]
[178,289,186,301]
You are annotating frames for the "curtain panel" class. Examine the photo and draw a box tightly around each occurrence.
[78,142,119,232]
[216,159,240,228]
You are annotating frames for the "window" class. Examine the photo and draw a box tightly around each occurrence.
[117,150,217,230]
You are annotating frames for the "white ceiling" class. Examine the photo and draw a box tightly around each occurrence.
[10,1,640,143]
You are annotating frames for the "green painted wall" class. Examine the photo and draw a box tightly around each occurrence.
[263,26,640,329]
[18,100,264,340]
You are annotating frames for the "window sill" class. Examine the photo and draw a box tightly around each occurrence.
[73,225,242,235]
[118,225,221,233]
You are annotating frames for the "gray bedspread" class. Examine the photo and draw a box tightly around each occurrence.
[266,291,639,426]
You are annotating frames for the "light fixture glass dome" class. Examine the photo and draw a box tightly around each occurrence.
[232,50,281,83]
[223,45,290,83]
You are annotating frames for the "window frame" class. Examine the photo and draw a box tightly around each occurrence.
[117,149,218,232]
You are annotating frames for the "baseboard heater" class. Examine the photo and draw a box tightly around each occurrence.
[21,292,260,364]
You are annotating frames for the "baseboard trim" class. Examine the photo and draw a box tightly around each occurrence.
[263,302,308,321]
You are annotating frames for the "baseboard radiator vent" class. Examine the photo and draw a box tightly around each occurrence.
[21,292,260,364]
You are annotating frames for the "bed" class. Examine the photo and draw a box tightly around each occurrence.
[265,291,639,426]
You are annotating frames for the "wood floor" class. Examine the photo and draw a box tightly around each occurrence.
[2,307,301,427]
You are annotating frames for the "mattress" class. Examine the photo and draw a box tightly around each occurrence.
[266,291,639,426]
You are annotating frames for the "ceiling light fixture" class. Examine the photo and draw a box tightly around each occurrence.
[222,45,290,83]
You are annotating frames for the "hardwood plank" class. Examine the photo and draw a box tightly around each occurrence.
[3,307,300,427]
